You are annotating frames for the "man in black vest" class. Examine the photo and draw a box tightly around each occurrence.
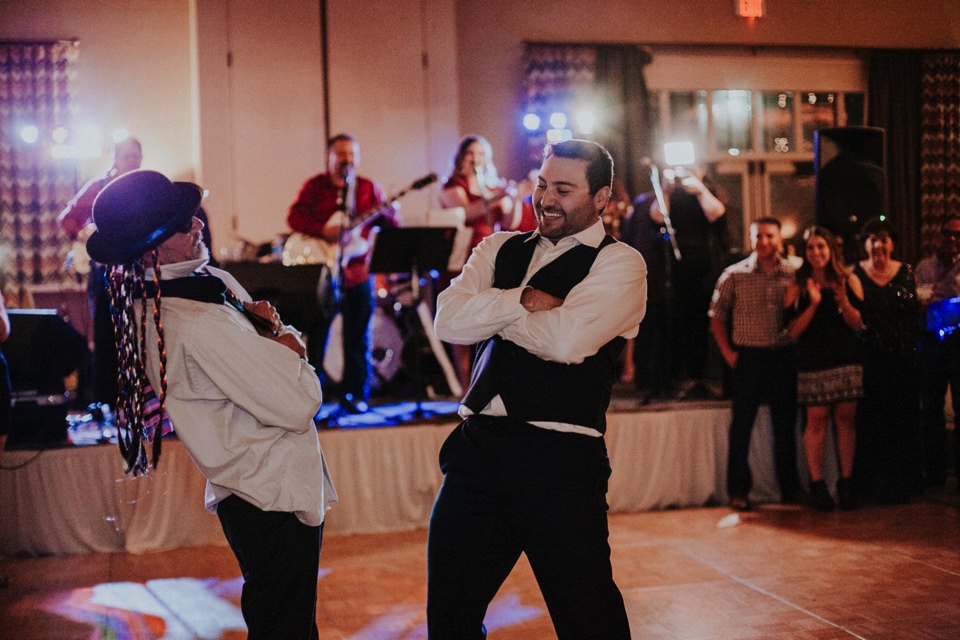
[428,139,647,639]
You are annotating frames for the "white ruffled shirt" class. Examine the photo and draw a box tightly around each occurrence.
[141,259,336,526]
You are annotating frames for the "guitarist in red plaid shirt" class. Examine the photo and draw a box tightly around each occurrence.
[288,133,398,414]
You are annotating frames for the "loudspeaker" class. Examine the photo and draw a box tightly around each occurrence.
[814,126,885,261]
[5,309,88,448]
[220,262,327,330]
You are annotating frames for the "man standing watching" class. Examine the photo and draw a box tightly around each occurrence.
[58,136,143,406]
[288,134,398,414]
[87,170,336,639]
[916,214,960,488]
[709,218,803,511]
[428,139,647,639]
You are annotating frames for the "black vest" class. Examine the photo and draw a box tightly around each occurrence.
[461,232,625,433]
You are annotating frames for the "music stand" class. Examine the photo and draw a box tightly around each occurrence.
[369,227,457,418]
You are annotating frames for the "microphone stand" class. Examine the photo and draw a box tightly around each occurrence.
[651,164,682,262]
[333,168,355,306]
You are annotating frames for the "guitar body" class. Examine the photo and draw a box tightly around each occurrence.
[282,232,338,267]
[283,172,438,273]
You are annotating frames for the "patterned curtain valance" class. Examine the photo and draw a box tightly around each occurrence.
[523,44,598,116]
[0,40,79,293]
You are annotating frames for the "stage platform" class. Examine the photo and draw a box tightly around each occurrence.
[0,398,816,557]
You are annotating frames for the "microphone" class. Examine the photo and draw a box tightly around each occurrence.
[339,164,356,216]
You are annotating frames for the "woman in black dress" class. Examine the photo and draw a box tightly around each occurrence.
[786,227,865,511]
[852,218,922,503]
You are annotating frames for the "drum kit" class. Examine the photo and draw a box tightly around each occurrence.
[322,274,412,392]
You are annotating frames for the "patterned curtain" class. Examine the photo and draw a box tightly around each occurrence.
[920,52,960,255]
[521,44,598,171]
[522,43,653,198]
[0,40,79,295]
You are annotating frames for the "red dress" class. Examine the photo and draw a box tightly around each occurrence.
[442,174,504,251]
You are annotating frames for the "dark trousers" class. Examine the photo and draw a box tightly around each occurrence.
[920,333,960,485]
[427,416,631,640]
[340,278,373,400]
[216,494,323,640]
[672,265,712,381]
[727,346,801,500]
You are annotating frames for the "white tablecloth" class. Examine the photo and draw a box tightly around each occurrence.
[1,404,819,556]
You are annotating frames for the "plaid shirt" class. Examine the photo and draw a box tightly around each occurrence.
[709,253,797,349]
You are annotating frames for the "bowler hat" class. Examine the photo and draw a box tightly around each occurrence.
[86,170,203,265]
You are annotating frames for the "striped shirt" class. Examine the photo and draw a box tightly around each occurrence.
[709,253,797,349]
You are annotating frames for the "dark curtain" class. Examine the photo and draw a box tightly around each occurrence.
[594,45,654,200]
[919,51,960,256]
[0,40,78,293]
[867,49,924,264]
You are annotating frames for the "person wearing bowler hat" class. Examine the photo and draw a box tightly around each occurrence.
[87,169,336,640]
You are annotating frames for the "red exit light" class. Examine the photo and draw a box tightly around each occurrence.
[738,0,765,18]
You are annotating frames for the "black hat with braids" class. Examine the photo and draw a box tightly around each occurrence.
[88,170,202,475]
[88,170,202,265]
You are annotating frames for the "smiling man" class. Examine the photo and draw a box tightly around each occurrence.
[428,139,647,639]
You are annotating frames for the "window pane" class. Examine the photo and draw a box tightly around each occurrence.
[711,171,746,255]
[800,92,837,152]
[668,91,708,155]
[769,164,816,252]
[712,90,752,155]
[759,92,794,153]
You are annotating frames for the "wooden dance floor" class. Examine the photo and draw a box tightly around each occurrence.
[3,497,960,639]
[3,400,960,638]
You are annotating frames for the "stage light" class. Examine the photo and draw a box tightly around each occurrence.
[575,109,596,134]
[76,125,101,146]
[546,128,572,143]
[523,113,541,131]
[53,124,103,159]
[51,144,102,159]
[52,127,69,144]
[664,141,696,167]
[549,112,567,129]
[112,128,130,143]
[20,125,39,144]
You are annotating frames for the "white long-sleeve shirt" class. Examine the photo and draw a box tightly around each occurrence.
[142,259,336,526]
[435,219,647,436]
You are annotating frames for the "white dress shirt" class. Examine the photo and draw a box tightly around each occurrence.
[435,219,647,436]
[141,259,337,526]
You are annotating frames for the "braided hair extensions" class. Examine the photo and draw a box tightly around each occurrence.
[106,250,168,475]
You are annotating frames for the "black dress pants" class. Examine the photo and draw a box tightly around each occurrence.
[427,415,631,639]
[726,346,801,500]
[216,494,323,640]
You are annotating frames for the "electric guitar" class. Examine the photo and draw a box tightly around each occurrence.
[283,172,438,268]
